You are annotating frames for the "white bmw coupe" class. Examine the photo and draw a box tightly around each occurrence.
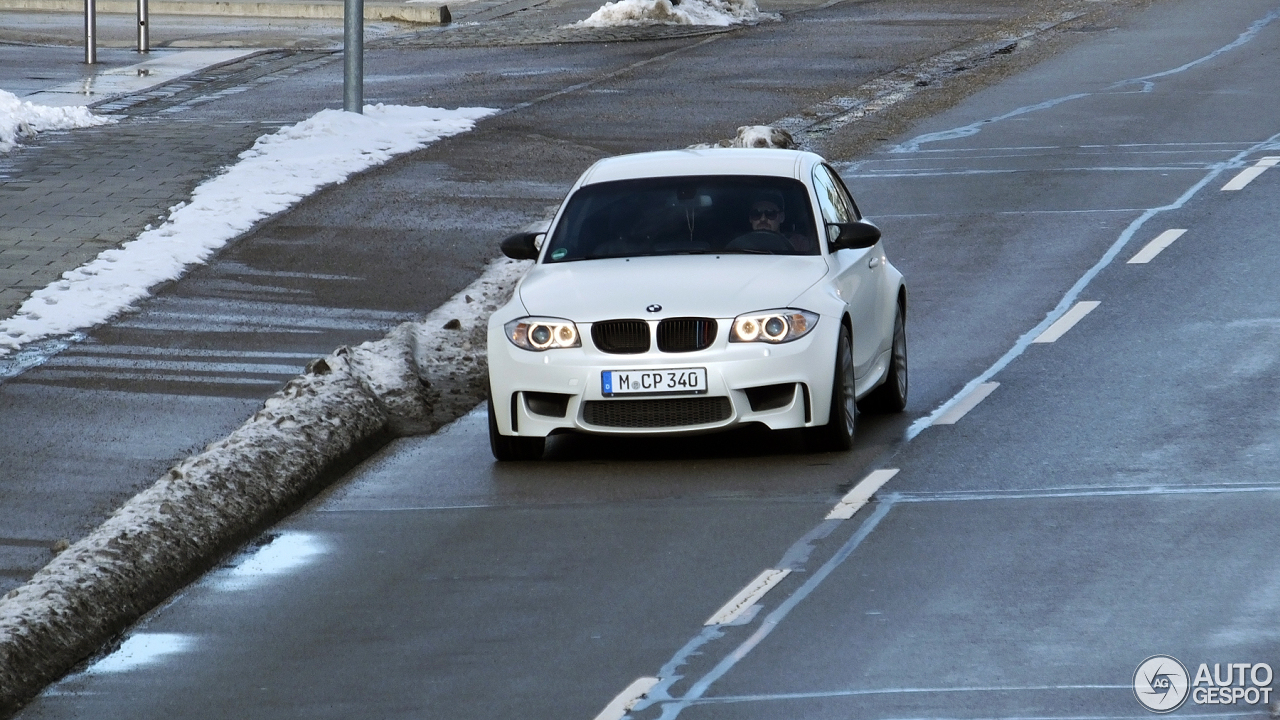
[486,148,907,460]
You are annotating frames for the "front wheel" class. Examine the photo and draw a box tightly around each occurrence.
[488,396,545,461]
[804,324,856,452]
[859,301,908,414]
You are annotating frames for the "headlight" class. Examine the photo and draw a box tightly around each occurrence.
[730,309,819,344]
[505,317,581,351]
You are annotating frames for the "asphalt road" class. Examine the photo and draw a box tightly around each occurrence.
[0,0,1104,593]
[11,0,1280,717]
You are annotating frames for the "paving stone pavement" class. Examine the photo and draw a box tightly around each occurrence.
[0,119,286,321]
[0,46,346,325]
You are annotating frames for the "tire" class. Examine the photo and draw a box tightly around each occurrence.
[804,323,856,452]
[859,301,908,414]
[488,396,545,461]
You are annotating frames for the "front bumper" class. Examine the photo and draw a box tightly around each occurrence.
[487,318,838,438]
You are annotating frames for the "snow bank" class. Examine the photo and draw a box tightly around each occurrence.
[689,124,799,149]
[0,348,386,713]
[731,125,797,148]
[0,89,115,153]
[0,103,496,357]
[577,0,769,27]
[0,256,529,712]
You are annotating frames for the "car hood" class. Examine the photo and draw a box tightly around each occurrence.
[517,255,830,322]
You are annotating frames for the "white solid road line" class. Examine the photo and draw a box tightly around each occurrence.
[705,568,792,626]
[1127,229,1187,264]
[1033,301,1100,343]
[1221,156,1280,191]
[593,677,661,720]
[827,469,901,520]
[933,382,999,425]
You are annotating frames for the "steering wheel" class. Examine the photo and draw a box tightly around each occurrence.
[726,230,793,253]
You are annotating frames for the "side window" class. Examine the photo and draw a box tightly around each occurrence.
[812,165,854,243]
[826,166,863,220]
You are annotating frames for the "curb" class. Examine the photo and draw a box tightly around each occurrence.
[0,0,450,23]
[0,257,527,715]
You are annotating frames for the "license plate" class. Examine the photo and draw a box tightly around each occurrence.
[602,368,707,396]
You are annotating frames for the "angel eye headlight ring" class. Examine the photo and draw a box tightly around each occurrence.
[505,317,582,351]
[763,316,788,341]
[730,309,818,344]
[530,324,553,348]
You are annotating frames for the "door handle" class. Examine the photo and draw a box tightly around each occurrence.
[868,256,881,268]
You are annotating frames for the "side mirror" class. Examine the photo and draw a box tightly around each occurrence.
[827,221,881,251]
[500,231,541,260]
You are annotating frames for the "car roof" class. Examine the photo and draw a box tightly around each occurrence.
[577,148,825,186]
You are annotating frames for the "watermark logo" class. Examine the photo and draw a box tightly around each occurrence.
[1190,662,1273,707]
[1134,657,1274,713]
[1134,655,1189,713]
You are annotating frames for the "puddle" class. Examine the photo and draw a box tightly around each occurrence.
[85,633,194,674]
[209,532,326,592]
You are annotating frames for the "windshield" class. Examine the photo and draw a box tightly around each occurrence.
[543,175,819,263]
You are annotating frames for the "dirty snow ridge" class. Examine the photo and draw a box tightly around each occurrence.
[0,103,497,357]
[0,89,115,153]
[577,0,771,27]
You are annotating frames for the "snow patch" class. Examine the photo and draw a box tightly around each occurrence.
[0,89,115,153]
[0,103,496,357]
[577,0,770,27]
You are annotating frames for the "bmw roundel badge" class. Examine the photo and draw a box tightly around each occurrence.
[646,304,662,313]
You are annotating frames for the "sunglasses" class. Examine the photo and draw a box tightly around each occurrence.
[749,208,781,220]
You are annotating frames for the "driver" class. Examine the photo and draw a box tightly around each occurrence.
[749,194,786,234]
[748,191,815,253]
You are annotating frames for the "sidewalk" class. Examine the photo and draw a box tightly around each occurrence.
[0,50,333,327]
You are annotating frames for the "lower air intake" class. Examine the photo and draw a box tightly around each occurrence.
[583,397,732,428]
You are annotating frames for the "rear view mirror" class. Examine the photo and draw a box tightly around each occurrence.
[500,231,542,260]
[827,221,881,251]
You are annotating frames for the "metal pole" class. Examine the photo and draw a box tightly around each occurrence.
[84,0,96,64]
[137,0,149,52]
[343,0,363,113]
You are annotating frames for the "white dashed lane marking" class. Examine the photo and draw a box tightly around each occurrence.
[933,382,1000,425]
[593,677,660,720]
[1221,156,1280,191]
[827,469,900,520]
[705,569,792,626]
[1033,301,1100,343]
[1128,229,1187,264]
